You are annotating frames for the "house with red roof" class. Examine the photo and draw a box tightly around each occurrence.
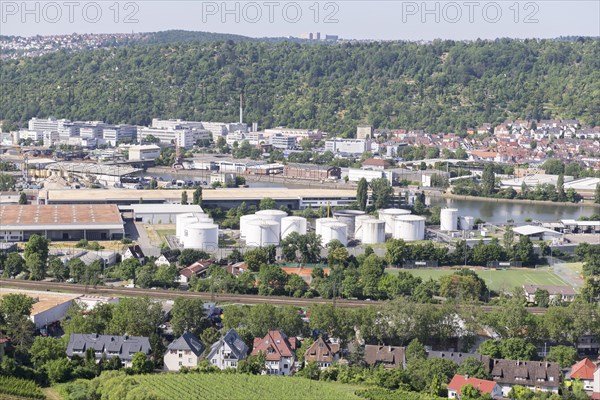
[447,375,502,399]
[251,330,298,376]
[594,365,600,399]
[570,358,596,392]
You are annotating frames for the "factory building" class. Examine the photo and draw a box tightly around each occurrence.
[45,162,142,186]
[128,145,161,161]
[0,204,124,241]
[283,164,341,181]
[124,204,204,224]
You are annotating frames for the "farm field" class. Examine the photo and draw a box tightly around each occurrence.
[386,267,572,292]
[122,373,362,400]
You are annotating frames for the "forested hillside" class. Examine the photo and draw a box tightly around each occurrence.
[1,38,598,135]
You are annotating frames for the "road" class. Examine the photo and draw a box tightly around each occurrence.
[0,279,549,313]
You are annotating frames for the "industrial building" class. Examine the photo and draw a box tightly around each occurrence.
[41,188,357,210]
[512,225,563,241]
[0,289,81,329]
[128,145,161,161]
[282,164,341,181]
[0,204,124,241]
[123,204,204,224]
[324,138,371,155]
[45,162,142,186]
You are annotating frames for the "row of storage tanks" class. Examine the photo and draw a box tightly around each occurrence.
[177,207,433,251]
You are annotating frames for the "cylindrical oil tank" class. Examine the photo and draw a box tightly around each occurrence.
[195,214,214,224]
[245,219,280,247]
[281,216,307,239]
[315,218,338,236]
[361,219,385,245]
[355,214,376,238]
[182,222,219,251]
[393,215,426,241]
[333,209,366,239]
[176,213,199,240]
[459,216,475,230]
[240,214,263,240]
[255,209,288,226]
[378,208,412,235]
[440,208,458,231]
[320,221,348,247]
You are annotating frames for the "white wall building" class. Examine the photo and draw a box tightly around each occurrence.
[325,138,370,155]
[206,329,249,370]
[164,333,205,371]
[128,145,161,161]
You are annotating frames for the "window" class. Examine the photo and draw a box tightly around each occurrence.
[283,364,288,369]
[179,353,182,358]
[231,362,237,368]
[179,361,182,366]
[188,358,192,363]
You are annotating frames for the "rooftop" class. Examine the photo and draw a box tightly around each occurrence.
[0,289,81,316]
[0,204,123,228]
[46,162,141,177]
[42,188,357,203]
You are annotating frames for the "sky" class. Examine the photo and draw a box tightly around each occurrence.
[1,1,599,40]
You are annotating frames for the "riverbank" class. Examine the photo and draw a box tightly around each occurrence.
[441,191,600,208]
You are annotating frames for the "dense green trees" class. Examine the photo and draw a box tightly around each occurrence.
[356,178,368,211]
[2,39,598,134]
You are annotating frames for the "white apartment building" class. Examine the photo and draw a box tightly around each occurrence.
[17,130,44,143]
[102,125,137,146]
[206,329,249,370]
[270,134,296,150]
[226,132,264,146]
[163,333,204,371]
[356,125,373,139]
[43,131,60,147]
[28,117,70,132]
[151,118,204,130]
[139,127,210,148]
[325,138,370,155]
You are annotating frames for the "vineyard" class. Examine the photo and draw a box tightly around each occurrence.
[0,376,45,399]
[134,373,363,400]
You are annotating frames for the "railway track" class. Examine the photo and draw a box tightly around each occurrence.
[0,279,549,313]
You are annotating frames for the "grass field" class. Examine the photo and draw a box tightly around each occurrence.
[386,267,571,292]
[58,373,364,400]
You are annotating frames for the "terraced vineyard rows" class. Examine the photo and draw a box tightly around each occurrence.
[135,373,363,400]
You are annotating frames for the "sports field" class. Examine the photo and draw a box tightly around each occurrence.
[386,267,572,292]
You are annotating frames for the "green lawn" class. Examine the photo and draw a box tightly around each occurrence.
[386,267,571,292]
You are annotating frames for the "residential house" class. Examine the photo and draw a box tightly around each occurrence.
[490,360,561,396]
[178,260,213,283]
[251,330,298,376]
[522,285,576,304]
[304,336,340,369]
[569,358,596,392]
[164,332,204,371]
[361,158,389,171]
[66,334,151,368]
[225,261,246,276]
[155,251,179,267]
[122,245,145,264]
[447,374,502,399]
[363,345,405,369]
[206,329,249,370]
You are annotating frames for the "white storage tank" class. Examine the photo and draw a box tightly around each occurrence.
[440,208,458,231]
[333,210,366,239]
[240,214,263,240]
[281,216,307,239]
[393,215,426,241]
[361,219,385,245]
[315,218,338,236]
[378,208,412,235]
[245,219,280,247]
[176,213,204,240]
[182,222,219,252]
[355,214,376,238]
[255,209,288,226]
[320,221,348,247]
[195,214,214,224]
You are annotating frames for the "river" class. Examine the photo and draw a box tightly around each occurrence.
[428,197,598,224]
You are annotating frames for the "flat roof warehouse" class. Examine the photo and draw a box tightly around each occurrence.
[0,204,123,229]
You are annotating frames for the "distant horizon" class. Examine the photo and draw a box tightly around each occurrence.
[2,28,599,42]
[1,1,598,40]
